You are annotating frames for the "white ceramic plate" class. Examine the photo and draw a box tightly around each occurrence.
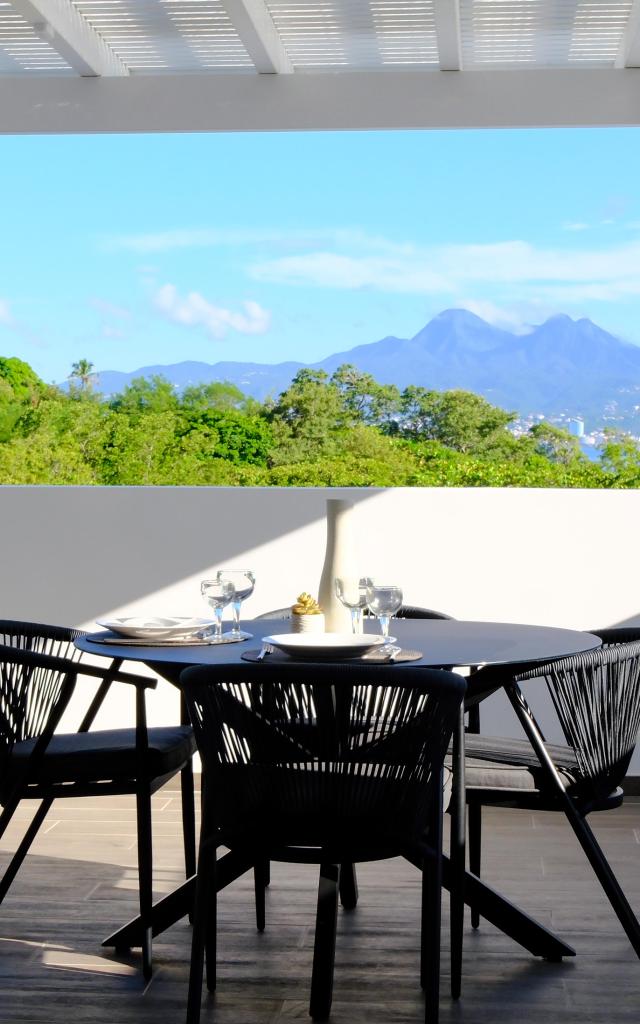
[96,616,214,640]
[263,632,395,661]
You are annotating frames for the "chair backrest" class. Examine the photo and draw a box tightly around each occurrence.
[481,641,640,802]
[0,620,86,663]
[255,605,453,621]
[592,627,640,646]
[0,644,79,780]
[181,661,465,858]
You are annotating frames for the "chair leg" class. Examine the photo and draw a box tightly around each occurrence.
[421,855,442,1024]
[309,862,341,1021]
[339,862,359,910]
[507,681,640,960]
[0,797,53,905]
[421,767,444,989]
[204,856,218,993]
[187,838,217,1024]
[181,759,197,924]
[181,759,197,880]
[468,802,482,929]
[253,860,267,932]
[420,772,443,1024]
[135,781,154,981]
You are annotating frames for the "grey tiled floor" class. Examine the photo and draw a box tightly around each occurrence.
[0,790,639,1023]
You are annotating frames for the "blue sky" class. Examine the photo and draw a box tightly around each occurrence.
[1,126,640,384]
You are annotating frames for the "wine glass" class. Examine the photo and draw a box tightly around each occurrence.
[201,579,235,643]
[366,583,402,641]
[215,569,256,640]
[335,576,373,634]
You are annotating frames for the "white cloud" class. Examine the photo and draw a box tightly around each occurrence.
[456,299,534,334]
[154,284,271,338]
[250,238,640,307]
[102,325,125,339]
[0,298,13,325]
[105,226,409,255]
[562,222,590,232]
[90,298,131,319]
[107,228,308,254]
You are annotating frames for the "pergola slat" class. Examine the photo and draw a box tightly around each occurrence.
[433,0,461,70]
[9,0,128,75]
[224,0,293,73]
[616,0,640,65]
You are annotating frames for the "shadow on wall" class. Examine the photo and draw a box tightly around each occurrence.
[0,486,378,624]
[611,613,640,627]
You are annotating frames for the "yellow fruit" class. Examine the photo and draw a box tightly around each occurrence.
[292,592,322,615]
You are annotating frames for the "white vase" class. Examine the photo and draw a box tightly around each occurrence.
[317,498,358,632]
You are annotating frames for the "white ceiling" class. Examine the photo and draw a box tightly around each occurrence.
[1,0,639,75]
[0,1,639,131]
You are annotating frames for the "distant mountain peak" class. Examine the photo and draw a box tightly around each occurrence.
[543,313,576,325]
[433,307,487,324]
[83,307,640,431]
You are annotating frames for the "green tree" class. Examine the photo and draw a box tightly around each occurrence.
[178,408,273,466]
[180,380,253,414]
[599,429,640,486]
[69,358,96,393]
[398,387,517,455]
[0,359,50,443]
[529,422,584,465]
[110,375,178,423]
[0,356,46,401]
[268,369,351,464]
[331,364,401,428]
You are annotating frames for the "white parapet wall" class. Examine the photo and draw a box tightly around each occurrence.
[1,485,639,772]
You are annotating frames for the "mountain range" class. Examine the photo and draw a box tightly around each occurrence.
[92,309,640,430]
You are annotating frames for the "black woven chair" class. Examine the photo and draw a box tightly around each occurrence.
[181,660,466,1024]
[254,604,454,913]
[0,621,197,979]
[461,633,640,975]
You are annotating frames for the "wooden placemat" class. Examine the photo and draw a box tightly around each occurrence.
[241,648,423,665]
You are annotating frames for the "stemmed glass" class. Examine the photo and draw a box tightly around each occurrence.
[366,583,402,641]
[200,579,236,643]
[216,569,256,640]
[335,577,373,634]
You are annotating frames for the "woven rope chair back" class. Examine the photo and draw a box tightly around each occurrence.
[513,640,640,802]
[0,620,86,663]
[0,644,79,782]
[182,661,465,858]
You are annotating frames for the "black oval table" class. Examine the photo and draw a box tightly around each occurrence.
[76,619,603,966]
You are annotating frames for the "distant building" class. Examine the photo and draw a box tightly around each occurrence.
[569,418,585,438]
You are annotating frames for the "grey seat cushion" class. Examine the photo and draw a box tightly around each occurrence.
[453,735,580,793]
[8,726,196,785]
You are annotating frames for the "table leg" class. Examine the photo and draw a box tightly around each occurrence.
[103,848,255,949]
[404,850,575,959]
[505,681,640,959]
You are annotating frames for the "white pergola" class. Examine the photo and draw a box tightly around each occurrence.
[0,1,639,133]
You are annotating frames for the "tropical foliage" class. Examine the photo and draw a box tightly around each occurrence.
[1,357,639,487]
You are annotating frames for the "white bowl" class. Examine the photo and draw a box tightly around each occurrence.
[263,632,395,661]
[96,616,214,640]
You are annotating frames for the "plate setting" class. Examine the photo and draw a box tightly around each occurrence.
[261,632,395,661]
[96,616,215,640]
